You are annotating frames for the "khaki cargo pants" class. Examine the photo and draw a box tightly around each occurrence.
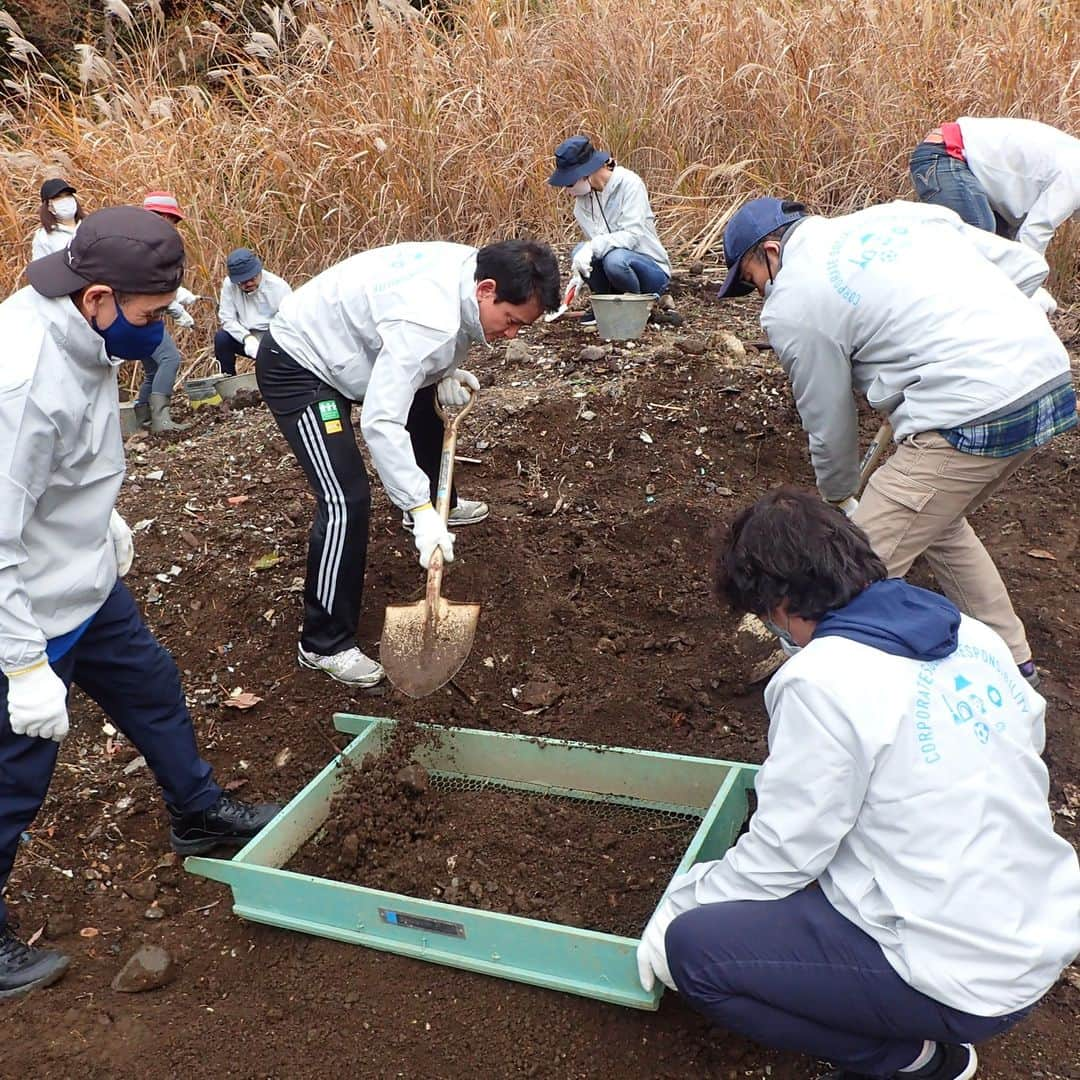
[852,431,1036,664]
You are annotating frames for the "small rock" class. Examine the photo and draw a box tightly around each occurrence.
[267,1007,284,1022]
[467,880,484,900]
[143,906,165,921]
[122,880,158,902]
[45,912,76,940]
[578,345,608,363]
[155,894,182,916]
[517,680,564,709]
[688,261,705,276]
[395,763,430,796]
[504,339,530,363]
[719,331,746,359]
[111,944,177,993]
[675,336,708,356]
[658,293,676,311]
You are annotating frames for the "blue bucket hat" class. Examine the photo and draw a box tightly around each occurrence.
[226,247,263,284]
[716,197,808,298]
[547,135,611,187]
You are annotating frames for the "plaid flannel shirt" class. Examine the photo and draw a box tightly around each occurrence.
[941,381,1078,457]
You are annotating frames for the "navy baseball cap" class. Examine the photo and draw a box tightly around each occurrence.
[716,197,808,298]
[227,247,263,283]
[547,135,610,187]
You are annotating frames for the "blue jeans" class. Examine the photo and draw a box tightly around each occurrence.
[573,243,670,295]
[665,886,1031,1077]
[0,581,221,926]
[908,143,1017,238]
[135,331,182,405]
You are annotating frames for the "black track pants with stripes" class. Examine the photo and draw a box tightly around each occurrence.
[256,334,452,656]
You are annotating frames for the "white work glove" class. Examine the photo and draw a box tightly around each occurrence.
[636,905,677,992]
[1032,287,1058,316]
[243,334,260,359]
[109,509,134,576]
[174,309,195,329]
[831,496,859,519]
[436,369,480,408]
[6,661,70,743]
[410,505,455,570]
[571,243,595,279]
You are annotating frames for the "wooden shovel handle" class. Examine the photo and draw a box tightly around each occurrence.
[425,391,478,595]
[857,420,893,496]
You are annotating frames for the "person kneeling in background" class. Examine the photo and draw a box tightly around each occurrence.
[215,247,292,376]
[637,488,1080,1080]
[547,135,681,326]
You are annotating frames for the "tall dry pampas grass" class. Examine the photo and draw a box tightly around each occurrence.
[1,0,1077,376]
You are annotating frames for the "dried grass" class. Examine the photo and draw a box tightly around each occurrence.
[1,0,1077,377]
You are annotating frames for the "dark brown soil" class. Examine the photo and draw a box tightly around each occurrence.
[3,274,1079,1079]
[289,729,698,936]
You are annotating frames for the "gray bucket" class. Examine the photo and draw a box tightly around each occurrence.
[118,401,142,437]
[591,293,656,341]
[215,373,260,400]
[184,376,223,408]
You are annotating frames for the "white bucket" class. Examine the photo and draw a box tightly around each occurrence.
[590,293,656,341]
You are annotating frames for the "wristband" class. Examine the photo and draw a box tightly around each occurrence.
[7,657,47,678]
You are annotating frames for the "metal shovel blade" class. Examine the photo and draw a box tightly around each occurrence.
[381,594,480,699]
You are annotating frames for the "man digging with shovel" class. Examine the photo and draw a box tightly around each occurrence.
[256,240,560,688]
[715,197,1077,687]
[0,207,280,998]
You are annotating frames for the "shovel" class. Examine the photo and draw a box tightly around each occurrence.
[381,393,480,699]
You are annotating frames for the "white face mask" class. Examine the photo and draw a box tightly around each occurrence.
[569,177,592,197]
[50,197,78,221]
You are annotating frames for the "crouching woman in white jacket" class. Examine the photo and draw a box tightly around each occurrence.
[637,487,1080,1080]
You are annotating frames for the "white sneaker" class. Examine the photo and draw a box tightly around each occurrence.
[297,645,384,687]
[402,499,489,531]
[449,499,489,526]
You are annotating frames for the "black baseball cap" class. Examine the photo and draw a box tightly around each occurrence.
[40,177,76,201]
[27,206,186,298]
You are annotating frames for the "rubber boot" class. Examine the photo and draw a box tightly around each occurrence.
[149,392,191,433]
[134,401,151,428]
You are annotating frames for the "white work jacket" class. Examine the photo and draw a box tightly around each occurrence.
[650,615,1080,1016]
[574,166,671,273]
[0,286,126,672]
[760,201,1070,500]
[269,243,487,511]
[218,270,292,342]
[958,116,1080,254]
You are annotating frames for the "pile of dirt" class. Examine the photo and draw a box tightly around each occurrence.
[291,726,699,936]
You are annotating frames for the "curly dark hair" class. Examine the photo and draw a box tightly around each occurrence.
[713,486,886,621]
